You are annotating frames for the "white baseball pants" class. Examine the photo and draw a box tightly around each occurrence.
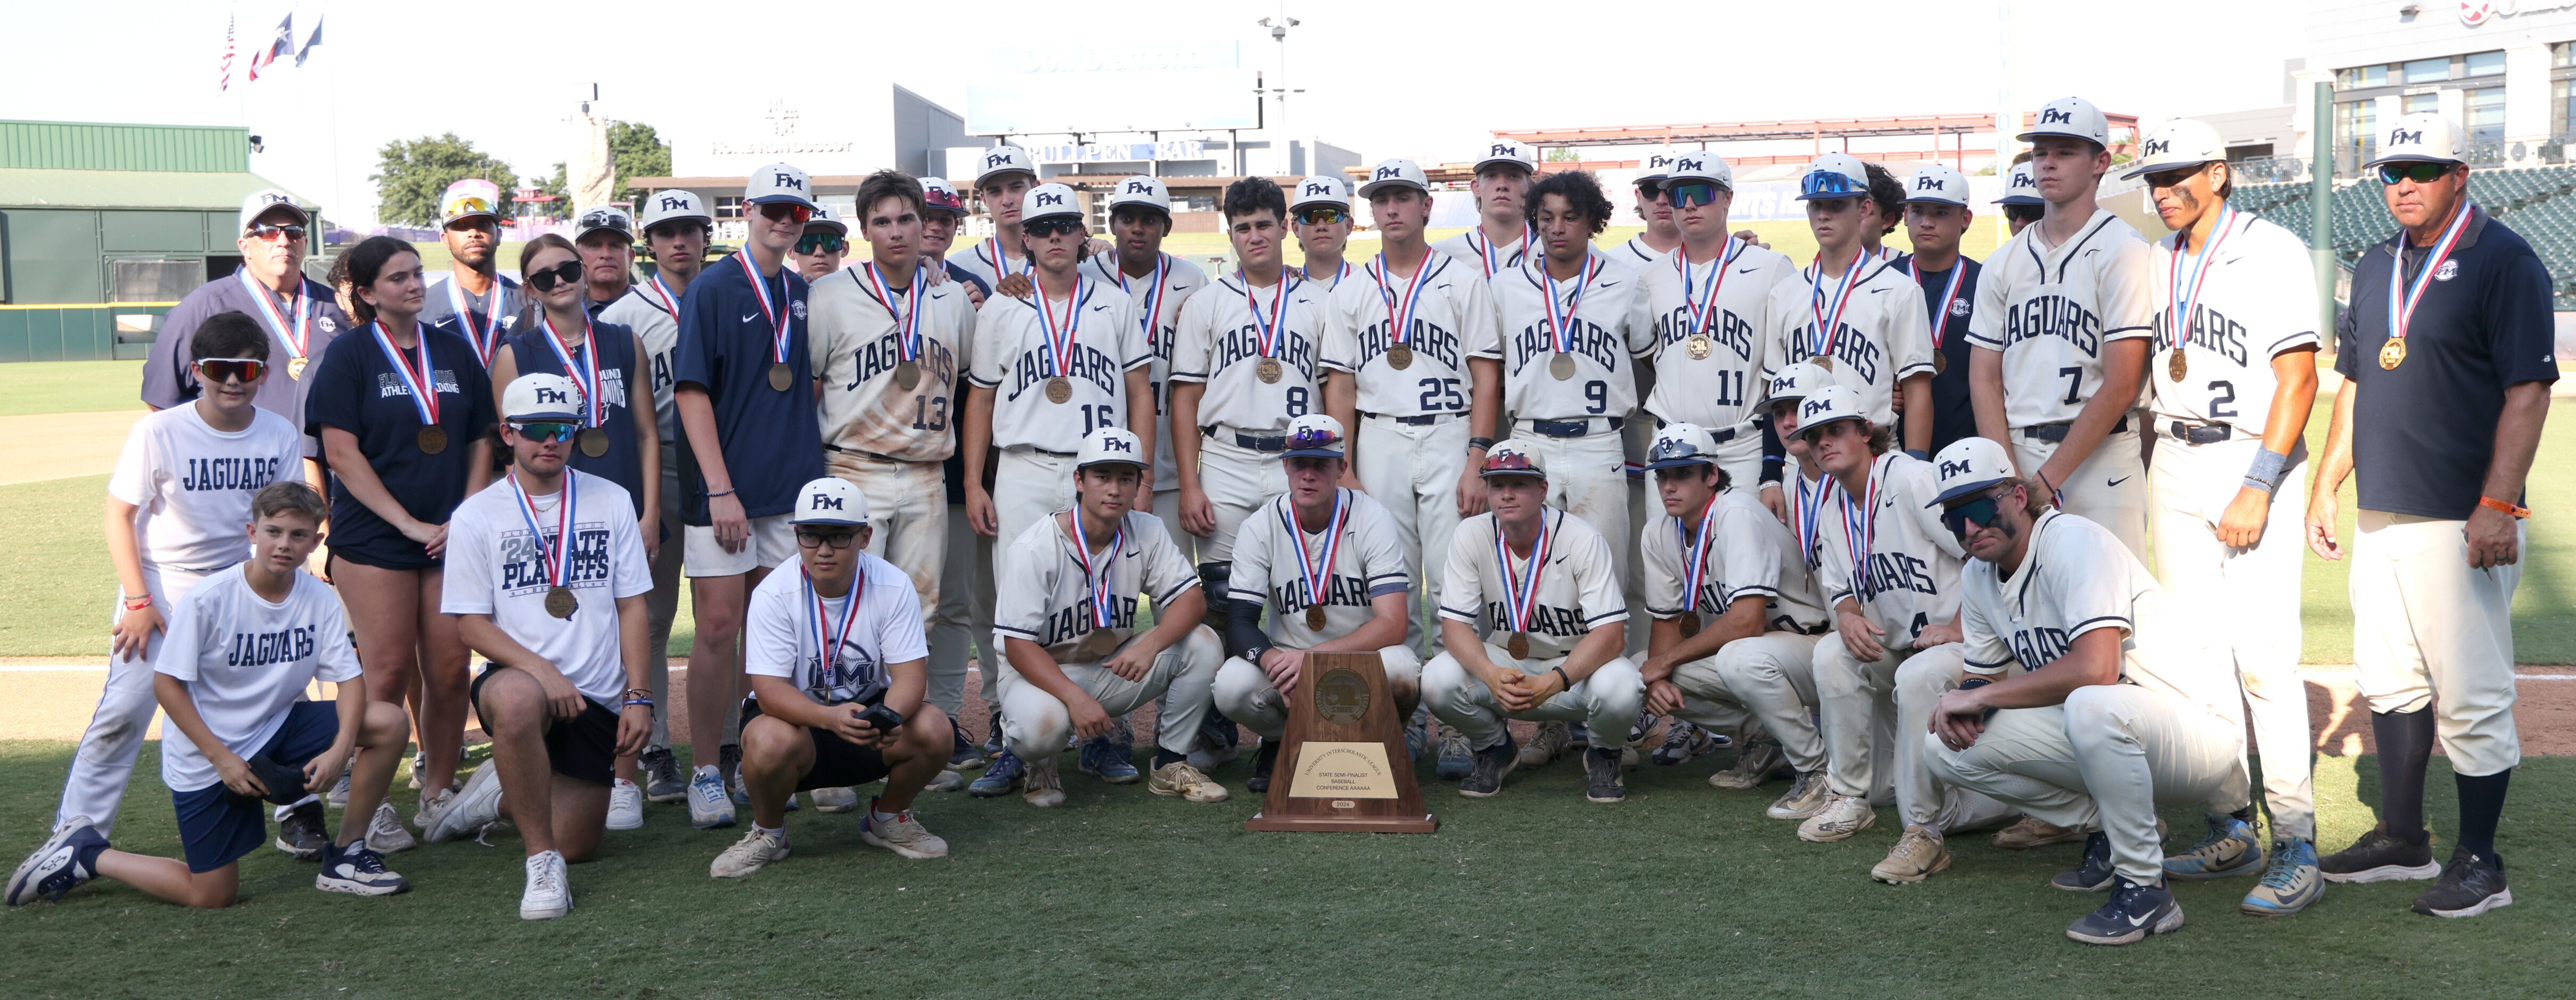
[2012,424,2148,560]
[1813,640,2015,831]
[991,448,1078,575]
[1670,631,1826,774]
[929,503,998,723]
[1191,431,1288,565]
[996,626,1224,763]
[1355,414,1469,656]
[1214,646,1425,740]
[2350,510,2524,777]
[1423,643,1643,751]
[1509,421,1632,588]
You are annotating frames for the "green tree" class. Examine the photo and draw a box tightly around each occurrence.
[371,133,520,227]
[606,120,673,201]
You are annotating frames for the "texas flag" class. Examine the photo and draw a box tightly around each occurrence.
[246,13,290,81]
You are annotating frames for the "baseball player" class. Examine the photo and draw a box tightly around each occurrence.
[2121,119,2328,915]
[707,477,955,878]
[1966,97,2155,559]
[1291,175,1356,289]
[986,428,1229,806]
[1861,163,1907,264]
[1759,153,1935,456]
[1424,441,1641,801]
[1996,160,2045,236]
[1080,176,1209,560]
[1894,165,1982,455]
[1639,151,1797,491]
[1432,139,1541,278]
[1921,436,2250,946]
[1634,420,1833,819]
[953,145,1039,293]
[573,207,635,317]
[1608,147,1682,264]
[419,178,528,365]
[1213,415,1421,790]
[2307,111,2555,919]
[1794,388,2014,882]
[790,204,849,281]
[917,174,1010,767]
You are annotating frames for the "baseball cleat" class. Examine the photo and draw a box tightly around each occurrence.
[948,719,986,772]
[606,779,646,831]
[1148,761,1229,803]
[968,750,1027,797]
[1022,755,1068,808]
[8,820,105,905]
[1517,722,1570,770]
[1798,793,1877,842]
[810,786,860,813]
[275,801,329,860]
[1993,814,2087,850]
[860,799,950,859]
[1078,735,1142,784]
[1460,734,1517,798]
[1765,771,1831,820]
[1873,825,1951,884]
[1654,720,1716,766]
[709,827,790,879]
[315,841,409,897]
[2052,832,2118,892]
[365,800,417,854]
[1710,735,1790,790]
[2318,826,2441,883]
[520,850,572,919]
[2411,848,2510,918]
[686,766,737,830]
[1434,724,1475,781]
[640,748,688,802]
[1247,739,1281,794]
[427,759,506,843]
[1583,746,1626,803]
[2163,815,2262,880]
[2241,838,2324,917]
[2065,877,2184,946]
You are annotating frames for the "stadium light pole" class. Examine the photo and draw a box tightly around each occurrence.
[1258,11,1302,175]
[2311,80,2335,342]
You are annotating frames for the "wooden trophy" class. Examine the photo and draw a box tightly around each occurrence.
[1243,651,1437,833]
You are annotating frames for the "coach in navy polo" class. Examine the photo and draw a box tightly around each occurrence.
[2309,111,2557,920]
[142,190,350,460]
[669,162,827,824]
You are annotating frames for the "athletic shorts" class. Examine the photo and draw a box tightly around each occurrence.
[170,701,338,873]
[740,698,892,791]
[684,513,798,578]
[471,666,619,785]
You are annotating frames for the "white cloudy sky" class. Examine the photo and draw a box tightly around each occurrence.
[7,0,2309,224]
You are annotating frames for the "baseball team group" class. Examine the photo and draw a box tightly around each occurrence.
[4,94,2555,946]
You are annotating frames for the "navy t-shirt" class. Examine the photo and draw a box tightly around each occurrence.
[307,323,497,569]
[1893,253,1983,454]
[2334,209,2560,520]
[142,269,353,457]
[942,260,994,506]
[672,251,824,524]
[507,319,647,516]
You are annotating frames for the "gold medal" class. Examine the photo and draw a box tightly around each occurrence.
[1257,357,1283,384]
[2168,348,2188,382]
[768,362,793,392]
[1045,376,1073,404]
[1933,351,1948,375]
[1813,355,1834,372]
[2380,338,2407,371]
[544,586,577,619]
[578,427,610,458]
[417,425,448,454]
[1387,343,1413,370]
[1304,606,1327,631]
[1685,334,1713,360]
[895,360,921,390]
[288,357,308,381]
[1676,614,1701,640]
[1549,351,1576,380]
[1506,632,1530,661]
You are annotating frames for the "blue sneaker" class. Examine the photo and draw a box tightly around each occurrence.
[2066,876,2185,946]
[7,821,106,905]
[2241,838,2324,916]
[1434,723,1474,781]
[315,841,410,897]
[2164,815,2263,880]
[969,750,1027,797]
[1078,735,1142,784]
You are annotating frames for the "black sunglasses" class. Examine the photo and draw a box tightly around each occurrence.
[1940,493,2009,538]
[1025,217,1087,238]
[797,233,847,255]
[796,529,859,550]
[247,223,306,241]
[526,260,584,293]
[2377,161,2455,185]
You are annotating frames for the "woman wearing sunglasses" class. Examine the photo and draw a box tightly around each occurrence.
[308,235,498,831]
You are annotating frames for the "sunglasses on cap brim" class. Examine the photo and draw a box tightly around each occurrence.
[1287,427,1342,452]
[1646,438,1705,464]
[2377,161,2457,185]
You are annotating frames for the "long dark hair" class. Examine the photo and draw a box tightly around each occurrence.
[341,235,420,325]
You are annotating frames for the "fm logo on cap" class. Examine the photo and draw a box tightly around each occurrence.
[2040,107,2073,125]
[1123,179,1153,193]
[810,493,844,510]
[986,152,1010,168]
[537,387,569,404]
[1375,165,1400,180]
[2009,172,2037,190]
[1304,182,1331,196]
[1802,397,1830,419]
[1490,143,1516,157]
[1100,436,1135,454]
[659,195,690,212]
[2391,127,2425,145]
[1035,191,1066,208]
[1939,459,1972,478]
[1915,175,1945,192]
[2143,138,2170,157]
[773,171,805,191]
[256,192,292,207]
[1647,153,1674,169]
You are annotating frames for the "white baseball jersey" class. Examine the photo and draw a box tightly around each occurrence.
[1433,227,1535,280]
[1640,486,1830,633]
[1171,272,1328,433]
[969,279,1148,453]
[1319,251,1496,419]
[1956,510,2227,722]
[1966,209,2156,429]
[2145,212,2321,428]
[441,471,654,704]
[951,236,1031,295]
[1639,239,1798,431]
[1476,253,1655,421]
[1302,261,1354,292]
[1084,253,1209,491]
[994,509,1201,662]
[743,551,928,705]
[1437,507,1628,661]
[1758,257,1934,429]
[108,405,303,572]
[1609,234,1674,267]
[598,278,684,444]
[1816,453,1965,649]
[1228,488,1410,647]
[809,263,977,462]
[152,565,359,793]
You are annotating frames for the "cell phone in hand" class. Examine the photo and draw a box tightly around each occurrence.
[857,703,904,733]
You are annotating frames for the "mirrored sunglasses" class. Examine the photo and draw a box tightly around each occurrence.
[2377,161,2451,185]
[247,223,306,242]
[797,233,847,255]
[511,421,580,444]
[1295,207,1348,226]
[757,202,815,224]
[1666,181,1725,208]
[1289,427,1342,451]
[1800,170,1863,199]
[194,358,267,383]
[1647,437,1704,463]
[1940,495,2006,538]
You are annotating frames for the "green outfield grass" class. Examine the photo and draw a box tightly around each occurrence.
[2,360,146,416]
[0,740,2567,996]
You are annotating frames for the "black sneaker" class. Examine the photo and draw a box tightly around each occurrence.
[948,718,986,772]
[275,801,328,861]
[2050,831,2116,891]
[1459,733,1517,799]
[719,743,748,806]
[1247,739,1282,793]
[2412,848,2511,918]
[2065,876,2185,946]
[639,748,686,804]
[1583,746,1625,803]
[2319,825,2441,883]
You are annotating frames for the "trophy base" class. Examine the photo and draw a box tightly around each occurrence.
[1244,811,1438,833]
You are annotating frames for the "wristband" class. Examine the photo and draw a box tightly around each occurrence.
[623,698,654,708]
[1957,676,1992,691]
[1467,437,1495,453]
[2480,496,2532,519]
[705,488,736,498]
[1549,666,1571,692]
[2242,447,2290,495]
[122,595,154,611]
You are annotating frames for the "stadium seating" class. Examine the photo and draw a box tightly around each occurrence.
[2232,164,2576,307]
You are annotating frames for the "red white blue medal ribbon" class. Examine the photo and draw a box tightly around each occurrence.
[862,261,925,367]
[1243,271,1290,362]
[1807,256,1866,366]
[1468,226,1534,278]
[510,472,578,594]
[804,564,867,693]
[445,272,504,365]
[540,314,603,428]
[1677,239,1743,342]
[1494,510,1555,636]
[1372,252,1434,349]
[368,321,440,431]
[738,251,790,370]
[1678,494,1720,614]
[1541,254,1600,356]
[2386,203,2473,350]
[1838,456,1883,580]
[985,236,1023,280]
[642,274,679,316]
[1908,257,1967,350]
[1792,473,1834,570]
[1283,489,1350,613]
[2167,205,2237,358]
[1120,253,1170,349]
[1070,512,1127,629]
[234,269,310,365]
[1036,276,1084,380]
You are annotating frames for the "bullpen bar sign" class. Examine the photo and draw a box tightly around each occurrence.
[1030,141,1210,164]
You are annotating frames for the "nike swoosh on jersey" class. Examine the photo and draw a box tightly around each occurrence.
[1596,280,1621,288]
[2108,476,2131,487]
[1739,267,1760,273]
[741,312,762,323]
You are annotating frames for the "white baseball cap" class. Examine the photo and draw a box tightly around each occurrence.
[1667,151,1734,190]
[1795,384,1869,436]
[439,178,502,226]
[792,476,870,527]
[1767,361,1833,405]
[1281,414,1347,459]
[1904,165,1971,207]
[744,163,816,209]
[575,206,634,243]
[1358,158,1430,196]
[1292,175,1351,213]
[1644,422,1720,471]
[803,203,847,237]
[1077,427,1148,471]
[1478,439,1547,480]
[1473,139,1538,175]
[1104,175,1172,216]
[638,190,711,231]
[1994,162,2043,206]
[974,145,1039,188]
[237,188,310,233]
[1926,436,2017,506]
[1021,183,1084,225]
[2122,119,2228,179]
[921,177,969,217]
[502,373,584,423]
[1795,153,1870,201]
[1636,147,1682,183]
[2018,96,2111,147]
[2364,111,2468,168]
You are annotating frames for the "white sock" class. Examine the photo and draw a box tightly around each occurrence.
[870,807,902,825]
[695,764,719,778]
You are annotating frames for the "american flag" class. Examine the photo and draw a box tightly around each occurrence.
[218,14,234,92]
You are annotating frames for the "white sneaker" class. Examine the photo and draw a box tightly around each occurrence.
[606,779,645,831]
[686,766,736,830]
[1517,722,1570,769]
[1796,793,1877,842]
[1023,755,1067,808]
[365,800,417,854]
[709,827,790,879]
[520,850,571,920]
[413,787,454,832]
[860,804,950,859]
[326,765,351,808]
[810,786,860,813]
[426,760,505,843]
[924,769,965,793]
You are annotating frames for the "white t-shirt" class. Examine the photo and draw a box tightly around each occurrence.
[1171,272,1330,433]
[2145,212,2322,429]
[1318,251,1497,419]
[1639,239,1796,432]
[1228,489,1410,647]
[994,509,1202,663]
[1084,253,1209,491]
[1816,453,1965,650]
[1438,507,1628,661]
[1956,509,2227,723]
[1477,253,1656,422]
[743,551,928,705]
[440,471,654,705]
[1757,256,1934,429]
[808,263,977,462]
[108,405,303,572]
[1965,209,2156,429]
[969,278,1149,454]
[1639,485,1828,633]
[154,565,360,793]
